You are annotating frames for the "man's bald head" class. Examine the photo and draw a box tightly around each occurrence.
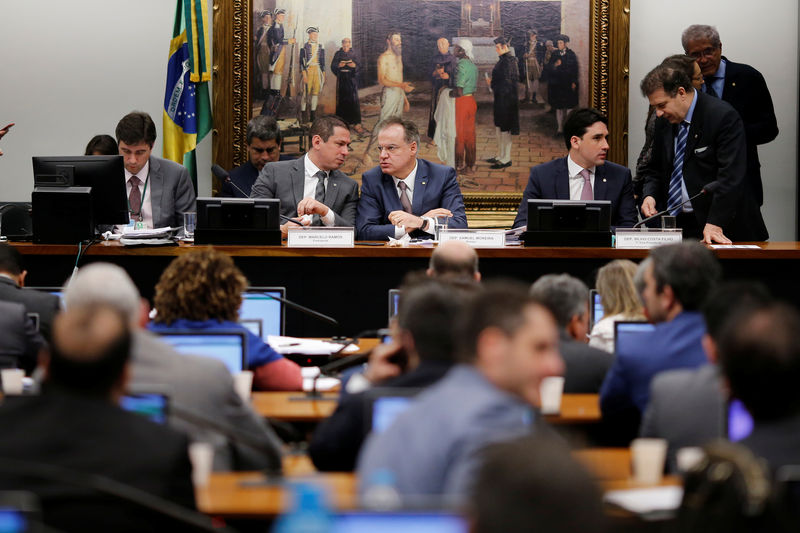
[428,241,481,281]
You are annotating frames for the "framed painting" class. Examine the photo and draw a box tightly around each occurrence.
[212,0,630,227]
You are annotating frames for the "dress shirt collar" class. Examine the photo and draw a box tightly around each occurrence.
[710,57,727,81]
[391,160,419,194]
[124,159,149,182]
[566,153,594,179]
[684,89,698,126]
[303,153,327,180]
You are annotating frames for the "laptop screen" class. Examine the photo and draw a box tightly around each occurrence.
[366,388,422,434]
[120,392,169,425]
[388,289,401,323]
[240,287,285,340]
[331,512,467,533]
[157,330,247,374]
[613,321,655,353]
[727,398,754,442]
[590,290,604,326]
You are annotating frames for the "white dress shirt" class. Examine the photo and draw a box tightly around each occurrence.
[115,160,154,232]
[302,154,336,226]
[391,160,433,237]
[566,154,595,201]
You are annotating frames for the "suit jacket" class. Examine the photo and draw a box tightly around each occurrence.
[640,364,725,471]
[719,57,779,206]
[0,389,196,532]
[130,331,284,472]
[640,91,767,241]
[0,299,46,374]
[356,159,467,240]
[512,157,637,229]
[147,156,197,229]
[0,277,59,343]
[559,334,614,394]
[250,157,359,227]
[221,155,295,198]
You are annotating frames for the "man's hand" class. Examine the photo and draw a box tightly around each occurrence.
[388,210,424,230]
[641,196,658,217]
[279,217,311,237]
[297,198,330,217]
[702,223,732,245]
[422,208,453,219]
[363,340,407,384]
[0,123,13,140]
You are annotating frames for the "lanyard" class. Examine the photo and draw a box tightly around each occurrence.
[127,174,150,222]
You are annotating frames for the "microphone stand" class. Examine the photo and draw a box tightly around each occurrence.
[633,186,714,229]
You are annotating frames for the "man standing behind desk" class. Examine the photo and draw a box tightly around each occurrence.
[638,63,768,243]
[250,114,359,236]
[356,117,467,240]
[115,111,196,229]
[221,115,285,198]
[512,108,637,229]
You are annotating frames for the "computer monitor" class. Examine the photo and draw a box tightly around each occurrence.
[331,512,467,533]
[523,199,612,247]
[388,289,401,323]
[195,197,281,245]
[155,330,248,374]
[613,321,655,353]
[365,387,422,434]
[30,287,64,309]
[32,155,128,226]
[120,392,169,425]
[240,287,286,340]
[589,289,604,327]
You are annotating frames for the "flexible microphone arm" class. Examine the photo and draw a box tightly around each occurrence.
[633,181,720,229]
[256,291,339,327]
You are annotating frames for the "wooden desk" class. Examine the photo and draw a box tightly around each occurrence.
[544,394,601,425]
[252,391,339,422]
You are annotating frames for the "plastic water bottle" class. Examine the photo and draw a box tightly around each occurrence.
[272,482,332,533]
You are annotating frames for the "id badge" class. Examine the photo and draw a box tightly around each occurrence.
[134,221,146,230]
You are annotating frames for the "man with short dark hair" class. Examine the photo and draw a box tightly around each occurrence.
[115,111,196,229]
[221,115,285,198]
[0,243,59,342]
[638,62,767,243]
[250,114,359,235]
[513,107,636,229]
[357,281,563,500]
[530,273,613,393]
[356,116,467,240]
[427,240,480,281]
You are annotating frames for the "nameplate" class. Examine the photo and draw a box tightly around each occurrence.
[438,229,505,248]
[287,226,355,248]
[615,229,683,249]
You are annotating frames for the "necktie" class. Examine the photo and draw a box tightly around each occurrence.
[397,181,413,213]
[129,176,142,219]
[314,170,327,202]
[704,77,718,97]
[668,122,689,216]
[579,169,593,201]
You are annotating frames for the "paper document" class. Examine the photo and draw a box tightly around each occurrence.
[603,486,683,515]
[267,335,359,355]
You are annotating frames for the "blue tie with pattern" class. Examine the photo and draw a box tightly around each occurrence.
[668,122,689,216]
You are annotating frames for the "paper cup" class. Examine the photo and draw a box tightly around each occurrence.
[1,369,24,395]
[233,370,254,402]
[188,442,214,488]
[631,438,668,484]
[539,376,565,415]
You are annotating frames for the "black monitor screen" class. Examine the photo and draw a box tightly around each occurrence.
[197,197,279,230]
[32,155,128,225]
[527,199,611,232]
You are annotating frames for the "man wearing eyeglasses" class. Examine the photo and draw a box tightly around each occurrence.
[356,116,467,240]
[682,25,778,209]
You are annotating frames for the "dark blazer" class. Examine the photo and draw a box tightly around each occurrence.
[148,156,197,229]
[250,156,359,226]
[719,57,779,206]
[0,300,46,374]
[640,91,768,241]
[741,413,800,473]
[559,335,614,394]
[0,277,59,343]
[356,159,467,240]
[512,157,637,229]
[221,155,294,198]
[0,390,196,532]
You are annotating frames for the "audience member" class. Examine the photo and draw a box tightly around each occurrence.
[530,273,613,393]
[65,262,284,471]
[0,304,197,532]
[148,249,302,391]
[309,279,473,471]
[84,134,118,156]
[356,116,467,240]
[589,259,645,352]
[221,114,286,198]
[470,435,607,533]
[250,114,359,235]
[427,240,480,281]
[357,281,563,501]
[600,242,720,432]
[115,111,196,230]
[0,243,60,342]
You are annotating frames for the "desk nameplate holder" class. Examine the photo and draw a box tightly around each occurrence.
[287,226,355,248]
[439,228,505,248]
[615,228,683,249]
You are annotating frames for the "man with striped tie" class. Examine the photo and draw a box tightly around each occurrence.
[639,61,768,244]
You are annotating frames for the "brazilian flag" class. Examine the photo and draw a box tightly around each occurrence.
[163,0,212,191]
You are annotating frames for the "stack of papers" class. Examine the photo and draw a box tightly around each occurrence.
[603,486,683,517]
[267,335,359,356]
[114,226,177,246]
[505,226,525,245]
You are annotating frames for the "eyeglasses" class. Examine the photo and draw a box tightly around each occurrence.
[688,46,718,60]
[377,144,405,155]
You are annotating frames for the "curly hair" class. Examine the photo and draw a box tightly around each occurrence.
[153,248,248,324]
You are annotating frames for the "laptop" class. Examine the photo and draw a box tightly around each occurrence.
[120,391,169,425]
[331,512,467,533]
[29,287,65,309]
[589,289,604,326]
[155,330,248,374]
[388,289,401,323]
[240,287,285,340]
[365,387,422,434]
[613,321,655,353]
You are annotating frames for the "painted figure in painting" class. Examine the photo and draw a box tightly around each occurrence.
[255,10,272,98]
[268,9,296,92]
[451,40,478,175]
[331,38,365,135]
[378,31,414,120]
[545,34,579,136]
[487,36,519,170]
[521,29,545,104]
[300,26,325,122]
[427,38,458,140]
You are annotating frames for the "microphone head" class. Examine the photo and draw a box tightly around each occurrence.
[211,164,230,180]
[702,181,720,194]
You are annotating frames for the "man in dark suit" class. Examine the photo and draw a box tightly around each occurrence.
[251,114,359,236]
[0,304,198,532]
[115,111,196,230]
[512,108,637,229]
[638,62,768,243]
[682,25,778,207]
[0,244,59,343]
[220,115,286,198]
[529,273,613,394]
[356,116,467,240]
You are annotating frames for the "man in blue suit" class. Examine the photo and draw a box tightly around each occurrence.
[356,117,467,240]
[512,108,637,229]
[600,242,720,436]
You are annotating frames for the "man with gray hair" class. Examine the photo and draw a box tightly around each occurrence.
[221,114,285,198]
[681,25,778,208]
[530,274,612,393]
[63,263,283,472]
[427,240,480,281]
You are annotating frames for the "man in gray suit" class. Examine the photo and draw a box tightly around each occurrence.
[63,263,283,472]
[250,114,359,236]
[115,111,196,229]
[529,273,613,394]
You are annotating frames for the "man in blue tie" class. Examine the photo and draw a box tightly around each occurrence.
[638,61,768,243]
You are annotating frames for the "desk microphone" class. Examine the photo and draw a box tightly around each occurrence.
[211,165,304,226]
[633,181,720,229]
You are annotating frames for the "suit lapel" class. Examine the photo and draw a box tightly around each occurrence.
[555,157,570,199]
[324,170,342,209]
[382,173,403,213]
[684,93,704,162]
[148,156,163,226]
[411,159,427,215]
[593,164,608,200]
[291,159,305,207]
